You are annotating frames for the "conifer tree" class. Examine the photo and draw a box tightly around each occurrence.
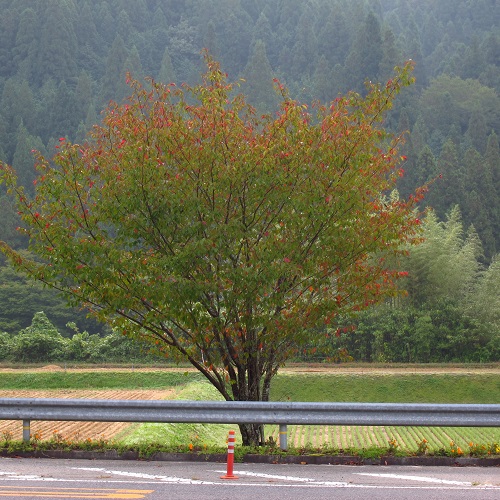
[157,48,177,84]
[12,122,45,192]
[484,132,500,248]
[13,7,38,81]
[345,11,383,92]
[434,138,465,219]
[34,0,78,85]
[317,8,350,68]
[243,40,278,114]
[101,35,129,104]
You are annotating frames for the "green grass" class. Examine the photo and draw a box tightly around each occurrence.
[0,371,203,390]
[117,380,233,450]
[271,373,500,403]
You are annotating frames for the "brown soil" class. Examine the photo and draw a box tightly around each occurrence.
[0,388,175,442]
[1,363,499,375]
[279,363,500,375]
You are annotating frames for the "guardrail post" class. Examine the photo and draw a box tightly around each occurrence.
[22,419,30,442]
[279,424,288,450]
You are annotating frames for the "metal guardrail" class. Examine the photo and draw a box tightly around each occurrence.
[1,399,499,450]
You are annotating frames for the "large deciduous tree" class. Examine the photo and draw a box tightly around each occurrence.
[1,56,423,445]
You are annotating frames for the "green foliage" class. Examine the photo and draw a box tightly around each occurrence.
[325,207,497,364]
[0,331,12,360]
[420,75,500,140]
[10,311,65,362]
[333,302,497,364]
[345,10,384,93]
[0,257,101,335]
[470,257,500,332]
[64,322,103,362]
[405,207,482,306]
[65,327,151,364]
[325,202,498,363]
[0,308,178,365]
[0,195,27,249]
[242,40,279,115]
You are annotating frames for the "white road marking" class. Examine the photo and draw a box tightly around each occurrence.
[0,467,497,491]
[0,472,66,481]
[74,467,219,485]
[355,473,473,486]
[214,469,349,486]
[71,467,499,490]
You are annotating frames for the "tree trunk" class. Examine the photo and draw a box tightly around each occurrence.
[236,366,275,446]
[238,422,265,447]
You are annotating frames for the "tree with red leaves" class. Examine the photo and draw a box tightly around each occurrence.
[1,55,423,445]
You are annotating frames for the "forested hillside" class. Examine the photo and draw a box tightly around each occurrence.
[0,0,498,360]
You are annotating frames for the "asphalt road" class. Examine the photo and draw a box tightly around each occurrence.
[0,458,499,499]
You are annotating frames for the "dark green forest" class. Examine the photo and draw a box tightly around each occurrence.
[0,0,499,362]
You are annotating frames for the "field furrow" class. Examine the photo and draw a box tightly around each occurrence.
[0,389,174,441]
[261,424,500,453]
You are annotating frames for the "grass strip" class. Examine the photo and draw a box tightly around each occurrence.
[0,371,203,389]
[372,425,387,447]
[117,379,234,449]
[271,373,500,403]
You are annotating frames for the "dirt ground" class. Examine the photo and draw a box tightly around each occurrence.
[1,363,499,375]
[0,387,176,442]
[279,364,500,375]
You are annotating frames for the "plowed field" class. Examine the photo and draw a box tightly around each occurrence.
[0,389,175,442]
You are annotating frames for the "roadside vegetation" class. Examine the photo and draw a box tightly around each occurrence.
[0,368,498,460]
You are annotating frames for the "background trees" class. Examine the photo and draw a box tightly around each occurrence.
[0,0,497,260]
[0,0,498,366]
[0,312,151,364]
[9,311,66,363]
[0,255,101,335]
[329,207,499,363]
